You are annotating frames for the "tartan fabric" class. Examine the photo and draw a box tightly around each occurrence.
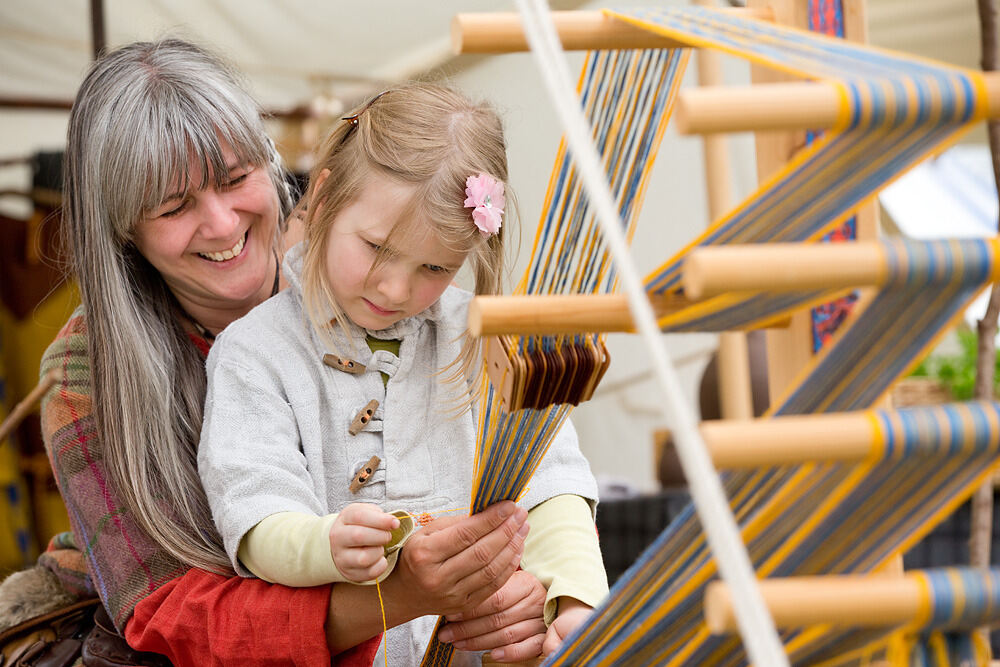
[40,307,189,629]
[37,531,96,599]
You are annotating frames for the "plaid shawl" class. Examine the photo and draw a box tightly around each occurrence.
[40,307,192,630]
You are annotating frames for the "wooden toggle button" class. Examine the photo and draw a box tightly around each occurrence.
[323,354,366,375]
[348,399,379,435]
[349,455,381,493]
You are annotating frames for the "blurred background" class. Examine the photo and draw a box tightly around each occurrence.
[0,0,992,581]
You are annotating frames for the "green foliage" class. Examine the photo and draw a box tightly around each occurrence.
[909,329,1000,400]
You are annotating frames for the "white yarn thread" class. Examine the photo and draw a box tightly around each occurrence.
[512,2,788,664]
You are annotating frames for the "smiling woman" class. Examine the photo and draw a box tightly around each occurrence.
[132,148,282,337]
[21,38,393,666]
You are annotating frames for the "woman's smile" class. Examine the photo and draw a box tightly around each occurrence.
[198,230,248,263]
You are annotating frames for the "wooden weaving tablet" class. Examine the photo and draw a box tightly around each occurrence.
[484,334,610,412]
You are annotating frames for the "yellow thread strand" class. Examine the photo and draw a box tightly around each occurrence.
[376,578,388,667]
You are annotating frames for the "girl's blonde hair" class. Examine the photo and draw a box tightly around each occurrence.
[299,83,510,399]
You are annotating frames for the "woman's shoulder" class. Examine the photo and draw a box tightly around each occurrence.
[40,304,90,378]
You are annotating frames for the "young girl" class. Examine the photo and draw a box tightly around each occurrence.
[198,83,608,665]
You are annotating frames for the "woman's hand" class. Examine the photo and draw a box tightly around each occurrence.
[437,569,547,663]
[392,501,529,620]
[328,503,399,582]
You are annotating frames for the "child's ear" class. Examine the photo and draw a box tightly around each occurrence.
[310,168,331,217]
[312,168,331,199]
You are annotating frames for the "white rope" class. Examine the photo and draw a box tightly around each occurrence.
[512,2,788,664]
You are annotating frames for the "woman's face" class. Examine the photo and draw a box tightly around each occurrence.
[133,144,281,325]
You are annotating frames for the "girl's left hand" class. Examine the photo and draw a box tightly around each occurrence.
[541,598,593,657]
[437,569,547,662]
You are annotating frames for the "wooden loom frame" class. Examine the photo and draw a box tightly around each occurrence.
[455,1,1000,664]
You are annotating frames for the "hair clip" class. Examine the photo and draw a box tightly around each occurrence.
[340,90,391,133]
[464,173,505,236]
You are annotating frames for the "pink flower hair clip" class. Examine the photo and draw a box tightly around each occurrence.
[464,173,505,236]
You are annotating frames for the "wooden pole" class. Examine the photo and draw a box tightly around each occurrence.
[467,239,971,336]
[694,0,755,422]
[705,573,927,632]
[699,410,875,468]
[467,293,692,336]
[681,242,892,300]
[0,369,61,444]
[90,0,105,59]
[450,8,774,54]
[969,0,999,649]
[676,75,1000,134]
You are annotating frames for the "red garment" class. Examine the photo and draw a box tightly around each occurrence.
[126,568,382,666]
[42,309,382,665]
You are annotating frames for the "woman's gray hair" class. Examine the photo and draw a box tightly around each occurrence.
[63,38,292,572]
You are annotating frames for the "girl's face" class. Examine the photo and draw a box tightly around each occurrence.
[323,172,468,331]
[133,143,281,324]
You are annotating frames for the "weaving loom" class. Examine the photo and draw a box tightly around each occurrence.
[420,2,1000,666]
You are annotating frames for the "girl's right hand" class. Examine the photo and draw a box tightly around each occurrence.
[394,501,529,619]
[328,503,400,582]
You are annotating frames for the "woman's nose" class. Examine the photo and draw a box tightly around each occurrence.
[197,190,240,239]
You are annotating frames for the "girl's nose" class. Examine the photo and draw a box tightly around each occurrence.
[197,190,240,239]
[375,266,411,306]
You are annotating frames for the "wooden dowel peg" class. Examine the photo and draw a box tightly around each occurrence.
[451,8,774,54]
[467,293,692,337]
[700,411,874,468]
[0,369,61,444]
[705,573,926,632]
[676,74,1000,134]
[682,242,888,301]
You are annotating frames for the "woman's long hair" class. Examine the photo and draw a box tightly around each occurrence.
[63,39,293,572]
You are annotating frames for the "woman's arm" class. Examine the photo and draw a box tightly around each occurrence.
[323,501,529,654]
[124,568,378,666]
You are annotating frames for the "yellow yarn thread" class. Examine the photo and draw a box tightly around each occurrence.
[376,578,388,667]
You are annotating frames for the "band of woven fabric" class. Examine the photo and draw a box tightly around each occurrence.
[419,47,686,667]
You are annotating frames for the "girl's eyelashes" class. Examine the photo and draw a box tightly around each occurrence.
[424,264,451,274]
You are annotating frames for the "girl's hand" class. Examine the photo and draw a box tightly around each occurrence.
[393,501,529,619]
[541,598,593,657]
[437,569,547,662]
[328,503,399,582]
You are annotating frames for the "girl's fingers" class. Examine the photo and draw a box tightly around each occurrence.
[336,548,387,578]
[339,524,393,548]
[340,503,400,531]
